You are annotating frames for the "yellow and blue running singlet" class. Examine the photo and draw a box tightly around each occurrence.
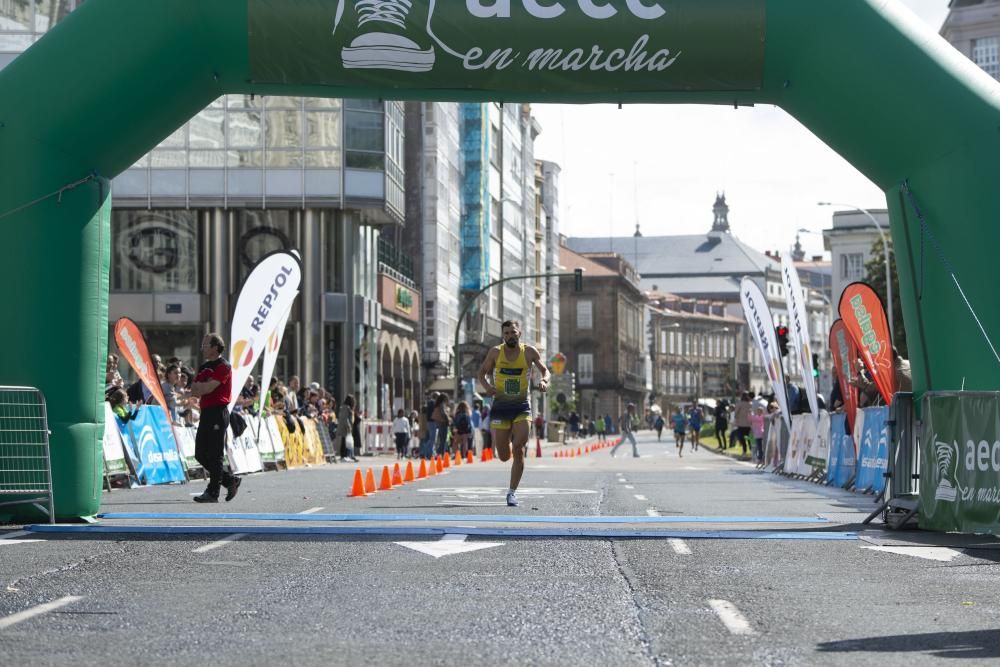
[491,343,532,430]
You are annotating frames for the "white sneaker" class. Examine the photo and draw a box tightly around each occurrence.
[506,491,518,507]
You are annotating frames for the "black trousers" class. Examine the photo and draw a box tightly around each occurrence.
[195,405,233,496]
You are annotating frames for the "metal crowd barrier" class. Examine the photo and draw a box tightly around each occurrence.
[864,392,920,527]
[0,386,54,523]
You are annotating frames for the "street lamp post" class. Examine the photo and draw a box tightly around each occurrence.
[816,202,894,342]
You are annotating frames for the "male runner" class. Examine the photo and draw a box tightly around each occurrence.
[477,320,550,507]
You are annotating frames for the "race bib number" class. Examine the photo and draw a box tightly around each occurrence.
[504,379,521,395]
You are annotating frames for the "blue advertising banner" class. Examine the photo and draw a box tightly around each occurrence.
[828,413,856,488]
[855,407,889,494]
[118,406,186,485]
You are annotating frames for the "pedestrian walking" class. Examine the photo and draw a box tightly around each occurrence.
[431,394,451,456]
[653,413,664,441]
[733,392,753,456]
[452,401,473,458]
[477,320,550,507]
[337,395,358,462]
[750,404,766,463]
[595,413,607,443]
[610,403,639,458]
[392,409,411,460]
[190,334,239,503]
[714,400,729,449]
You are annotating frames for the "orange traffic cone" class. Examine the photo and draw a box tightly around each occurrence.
[364,468,377,494]
[427,458,437,476]
[435,456,443,473]
[481,447,489,462]
[454,450,461,466]
[392,463,404,486]
[467,450,474,464]
[405,461,416,482]
[443,453,451,469]
[585,446,590,454]
[379,466,393,491]
[577,447,582,456]
[348,469,366,497]
[487,448,494,461]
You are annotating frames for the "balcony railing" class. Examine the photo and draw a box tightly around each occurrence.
[378,237,415,282]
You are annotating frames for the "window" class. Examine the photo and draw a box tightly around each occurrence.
[669,331,676,355]
[841,253,865,281]
[660,331,668,354]
[578,353,594,385]
[577,300,593,330]
[973,37,1000,80]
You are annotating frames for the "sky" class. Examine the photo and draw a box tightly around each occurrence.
[531,0,951,260]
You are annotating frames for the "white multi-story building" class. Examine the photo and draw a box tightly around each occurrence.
[405,102,559,398]
[942,0,1000,80]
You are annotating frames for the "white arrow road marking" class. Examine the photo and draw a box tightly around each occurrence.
[634,494,647,501]
[709,599,756,636]
[0,596,83,630]
[646,509,660,517]
[300,507,325,514]
[624,485,635,490]
[862,546,963,562]
[395,534,503,559]
[669,538,692,555]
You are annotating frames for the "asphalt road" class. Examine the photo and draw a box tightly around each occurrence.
[2,430,1000,666]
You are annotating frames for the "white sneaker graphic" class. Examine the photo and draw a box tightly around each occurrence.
[334,0,435,72]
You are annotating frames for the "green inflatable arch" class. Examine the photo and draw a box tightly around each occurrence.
[1,0,998,519]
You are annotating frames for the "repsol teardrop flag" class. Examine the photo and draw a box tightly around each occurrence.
[829,319,860,432]
[838,282,896,406]
[228,250,302,411]
[740,278,791,431]
[114,317,169,418]
[258,301,295,421]
[781,251,820,420]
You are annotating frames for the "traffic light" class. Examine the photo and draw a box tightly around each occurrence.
[812,352,820,378]
[574,268,583,292]
[776,325,790,357]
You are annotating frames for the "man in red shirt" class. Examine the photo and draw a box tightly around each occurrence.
[190,333,238,503]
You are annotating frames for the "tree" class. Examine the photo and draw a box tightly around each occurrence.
[862,239,908,358]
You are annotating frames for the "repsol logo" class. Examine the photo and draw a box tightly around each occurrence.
[251,265,294,333]
[467,0,666,20]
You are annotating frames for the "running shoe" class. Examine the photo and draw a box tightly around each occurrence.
[506,491,518,507]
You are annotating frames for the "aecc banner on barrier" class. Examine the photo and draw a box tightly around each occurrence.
[921,393,1000,535]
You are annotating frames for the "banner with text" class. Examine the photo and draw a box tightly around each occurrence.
[839,283,895,406]
[829,319,860,432]
[920,392,1000,535]
[102,403,130,475]
[249,0,766,96]
[119,406,186,485]
[854,406,889,494]
[229,250,302,411]
[740,278,792,431]
[781,252,820,420]
[259,303,294,420]
[828,413,856,488]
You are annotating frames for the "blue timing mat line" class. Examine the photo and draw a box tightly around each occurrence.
[27,524,857,540]
[96,512,829,524]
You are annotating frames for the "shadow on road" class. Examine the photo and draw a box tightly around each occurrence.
[817,630,1000,659]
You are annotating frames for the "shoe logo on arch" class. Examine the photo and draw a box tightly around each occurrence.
[331,0,679,74]
[333,0,436,72]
